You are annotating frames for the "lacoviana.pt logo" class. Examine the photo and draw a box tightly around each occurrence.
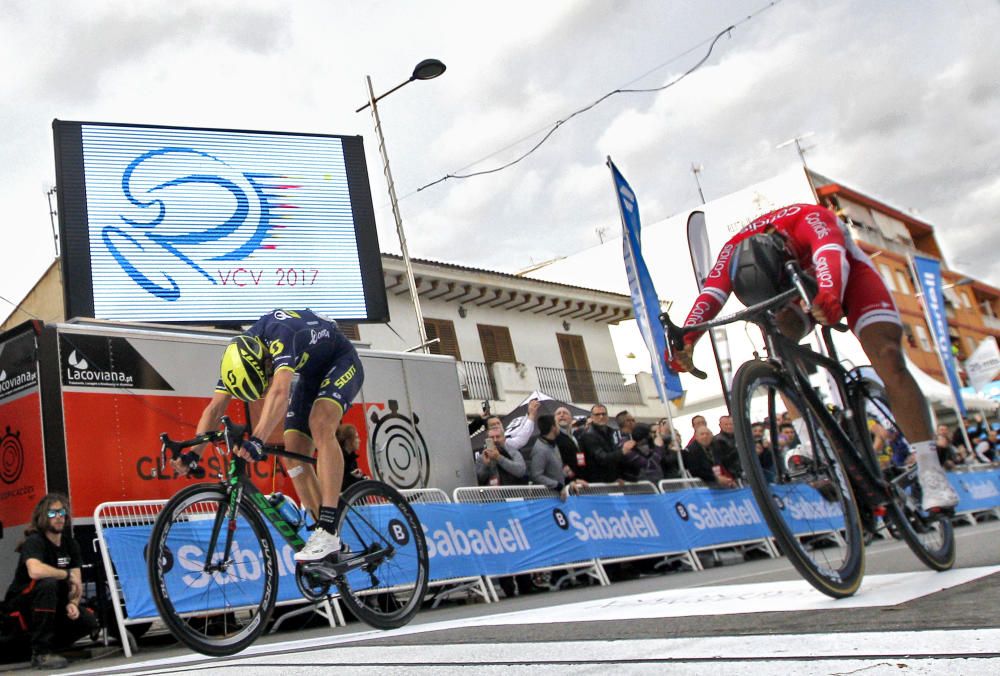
[422,519,530,557]
[65,349,134,387]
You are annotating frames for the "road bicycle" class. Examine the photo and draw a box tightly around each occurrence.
[662,263,954,599]
[147,416,429,656]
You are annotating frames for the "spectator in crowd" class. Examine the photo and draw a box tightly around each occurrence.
[777,421,799,450]
[751,422,776,482]
[652,418,683,479]
[2,493,98,669]
[337,423,367,489]
[614,410,636,447]
[554,406,585,481]
[487,398,542,456]
[684,426,736,488]
[953,413,987,452]
[686,414,708,446]
[886,426,914,467]
[972,431,997,464]
[935,432,959,471]
[868,419,894,469]
[475,425,527,486]
[712,415,741,481]
[621,423,671,483]
[531,414,587,495]
[578,404,622,483]
[467,400,492,435]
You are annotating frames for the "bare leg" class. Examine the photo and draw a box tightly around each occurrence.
[309,399,345,509]
[856,322,931,443]
[293,400,348,562]
[858,321,957,509]
[282,431,321,520]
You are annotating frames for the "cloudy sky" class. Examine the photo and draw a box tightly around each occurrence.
[1,0,998,322]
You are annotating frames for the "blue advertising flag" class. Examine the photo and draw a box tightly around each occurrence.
[912,254,966,417]
[607,158,683,401]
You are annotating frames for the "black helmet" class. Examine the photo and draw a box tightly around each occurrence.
[729,232,794,307]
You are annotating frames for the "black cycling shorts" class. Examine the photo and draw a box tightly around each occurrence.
[284,327,363,439]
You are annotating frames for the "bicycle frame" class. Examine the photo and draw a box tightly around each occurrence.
[159,417,319,564]
[761,324,889,507]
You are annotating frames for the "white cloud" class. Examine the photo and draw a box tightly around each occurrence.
[3,0,1000,322]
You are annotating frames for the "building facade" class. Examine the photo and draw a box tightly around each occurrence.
[813,173,1000,387]
[2,254,671,421]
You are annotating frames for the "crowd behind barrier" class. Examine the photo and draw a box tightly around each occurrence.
[90,466,1000,657]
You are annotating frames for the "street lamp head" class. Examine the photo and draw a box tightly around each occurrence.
[412,59,446,81]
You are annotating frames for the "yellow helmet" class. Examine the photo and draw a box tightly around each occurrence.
[220,335,268,401]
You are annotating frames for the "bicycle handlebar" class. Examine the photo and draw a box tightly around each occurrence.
[159,416,247,479]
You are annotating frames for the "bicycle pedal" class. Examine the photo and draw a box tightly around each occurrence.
[927,506,955,518]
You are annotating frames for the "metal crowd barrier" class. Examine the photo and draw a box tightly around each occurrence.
[399,488,494,607]
[949,463,1000,526]
[453,484,611,594]
[657,479,779,568]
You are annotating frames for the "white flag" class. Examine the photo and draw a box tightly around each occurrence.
[965,338,1000,393]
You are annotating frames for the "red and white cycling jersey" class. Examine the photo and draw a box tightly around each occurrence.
[682,203,900,340]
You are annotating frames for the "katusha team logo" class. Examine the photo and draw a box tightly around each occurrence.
[1,425,24,484]
[368,400,430,490]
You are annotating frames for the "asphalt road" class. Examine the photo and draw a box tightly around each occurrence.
[54,517,1000,675]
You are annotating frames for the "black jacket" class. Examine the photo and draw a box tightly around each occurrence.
[578,424,622,483]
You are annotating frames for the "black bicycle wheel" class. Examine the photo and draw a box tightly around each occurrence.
[733,359,866,598]
[849,375,955,571]
[147,484,278,656]
[333,480,429,629]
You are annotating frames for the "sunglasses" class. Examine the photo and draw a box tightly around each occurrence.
[47,508,67,518]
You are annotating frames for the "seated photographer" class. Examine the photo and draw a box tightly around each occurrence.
[2,493,98,670]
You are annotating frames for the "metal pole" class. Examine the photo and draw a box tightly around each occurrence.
[366,75,429,352]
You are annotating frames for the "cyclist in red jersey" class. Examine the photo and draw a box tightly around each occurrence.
[669,203,958,511]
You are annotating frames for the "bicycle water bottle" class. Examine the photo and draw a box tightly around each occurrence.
[267,492,304,530]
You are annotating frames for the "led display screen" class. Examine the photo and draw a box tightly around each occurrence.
[53,120,388,324]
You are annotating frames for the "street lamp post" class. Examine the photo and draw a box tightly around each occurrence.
[358,59,446,353]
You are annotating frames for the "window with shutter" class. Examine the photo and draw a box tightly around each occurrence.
[477,324,515,364]
[339,322,360,341]
[424,318,461,360]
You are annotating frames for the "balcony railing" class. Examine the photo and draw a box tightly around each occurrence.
[536,367,642,405]
[457,361,497,401]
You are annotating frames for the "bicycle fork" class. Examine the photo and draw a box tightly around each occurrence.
[202,466,245,575]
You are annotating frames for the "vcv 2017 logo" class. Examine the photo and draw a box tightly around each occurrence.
[102,148,298,302]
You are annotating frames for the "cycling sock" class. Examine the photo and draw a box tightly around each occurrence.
[317,506,339,534]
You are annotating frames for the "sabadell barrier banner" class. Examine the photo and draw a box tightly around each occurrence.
[100,471,1000,620]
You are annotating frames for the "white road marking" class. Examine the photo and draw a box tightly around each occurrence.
[69,566,1000,675]
[483,566,1000,624]
[86,630,1000,675]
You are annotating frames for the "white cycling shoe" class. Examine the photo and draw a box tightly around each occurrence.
[918,464,959,512]
[294,528,342,562]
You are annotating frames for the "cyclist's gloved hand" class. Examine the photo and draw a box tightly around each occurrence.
[241,436,266,461]
[810,289,844,325]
